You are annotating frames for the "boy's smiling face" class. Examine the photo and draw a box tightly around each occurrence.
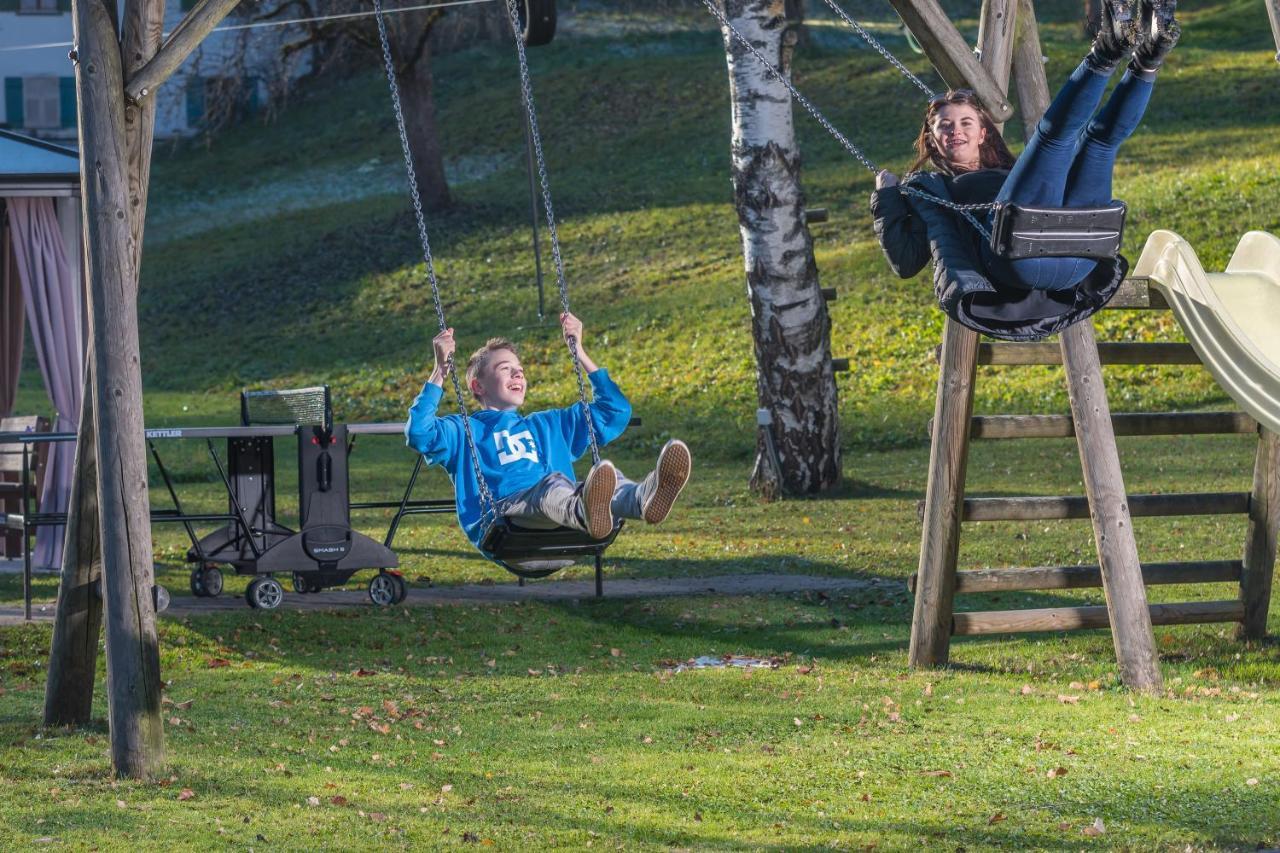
[471,348,526,411]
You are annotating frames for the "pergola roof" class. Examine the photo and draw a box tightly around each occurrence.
[0,129,80,197]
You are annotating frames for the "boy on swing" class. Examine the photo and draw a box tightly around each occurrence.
[405,312,692,553]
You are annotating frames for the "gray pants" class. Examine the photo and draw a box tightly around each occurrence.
[495,469,643,533]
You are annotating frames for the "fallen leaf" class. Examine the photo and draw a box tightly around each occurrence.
[1020,684,1034,695]
[1082,818,1105,837]
[1246,778,1259,786]
[793,718,804,727]
[331,795,348,806]
[1047,767,1068,779]
[1057,694,1080,705]
[610,648,622,657]
[177,788,195,801]
[176,700,194,710]
[352,668,376,677]
[920,770,952,778]
[368,812,387,822]
[307,796,321,807]
[987,812,1005,825]
[441,784,454,793]
[206,658,231,668]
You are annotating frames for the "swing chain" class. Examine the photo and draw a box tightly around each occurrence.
[504,0,602,468]
[817,0,936,99]
[704,0,994,240]
[373,0,498,522]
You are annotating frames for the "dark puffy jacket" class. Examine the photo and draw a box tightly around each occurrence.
[870,169,1127,341]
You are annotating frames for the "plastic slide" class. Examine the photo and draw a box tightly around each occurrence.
[1133,230,1280,436]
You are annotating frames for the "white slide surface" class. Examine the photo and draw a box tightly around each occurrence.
[1133,229,1280,435]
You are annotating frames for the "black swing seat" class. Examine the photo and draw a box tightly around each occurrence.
[480,517,623,579]
[990,201,1127,261]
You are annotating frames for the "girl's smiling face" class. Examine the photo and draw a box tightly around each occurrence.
[931,103,988,171]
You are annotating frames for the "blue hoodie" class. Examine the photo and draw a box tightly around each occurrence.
[404,369,632,550]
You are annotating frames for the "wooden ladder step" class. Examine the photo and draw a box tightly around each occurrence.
[953,600,1245,635]
[935,342,1199,366]
[950,411,1256,440]
[914,492,1251,522]
[907,559,1242,594]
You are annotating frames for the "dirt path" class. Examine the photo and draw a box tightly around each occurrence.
[1,573,891,625]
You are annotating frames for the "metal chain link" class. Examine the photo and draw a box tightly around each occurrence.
[818,0,935,99]
[373,0,498,520]
[504,0,602,467]
[703,0,995,240]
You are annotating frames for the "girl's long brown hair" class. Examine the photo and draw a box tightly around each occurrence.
[908,89,1017,175]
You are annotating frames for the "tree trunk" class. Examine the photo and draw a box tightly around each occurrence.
[71,0,165,779]
[716,0,840,497]
[396,44,451,211]
[44,366,103,727]
[46,0,161,738]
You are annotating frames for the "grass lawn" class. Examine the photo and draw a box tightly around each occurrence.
[3,0,1280,847]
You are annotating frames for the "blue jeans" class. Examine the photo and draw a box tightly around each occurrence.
[983,60,1154,291]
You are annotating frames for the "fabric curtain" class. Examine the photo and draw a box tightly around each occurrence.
[0,203,25,418]
[7,197,83,569]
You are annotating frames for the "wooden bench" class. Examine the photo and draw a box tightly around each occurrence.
[1,415,50,557]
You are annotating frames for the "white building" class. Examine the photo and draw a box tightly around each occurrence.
[1,0,307,140]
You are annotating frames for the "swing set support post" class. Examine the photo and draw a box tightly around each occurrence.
[1059,321,1161,692]
[910,0,1015,668]
[908,320,978,666]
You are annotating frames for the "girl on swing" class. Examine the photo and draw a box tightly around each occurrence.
[871,0,1180,340]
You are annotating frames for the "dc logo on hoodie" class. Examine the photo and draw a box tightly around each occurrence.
[494,429,538,465]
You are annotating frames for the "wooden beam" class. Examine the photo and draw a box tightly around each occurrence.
[72,0,165,779]
[944,491,1250,522]
[953,600,1245,635]
[1060,320,1160,691]
[1105,277,1169,309]
[1009,0,1050,139]
[953,341,1200,366]
[123,0,244,104]
[1239,429,1280,639]
[909,319,978,668]
[976,0,1018,117]
[950,411,1255,439]
[908,560,1242,593]
[884,0,1015,122]
[43,369,103,726]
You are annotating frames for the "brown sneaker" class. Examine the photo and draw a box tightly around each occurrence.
[641,439,692,525]
[580,461,617,539]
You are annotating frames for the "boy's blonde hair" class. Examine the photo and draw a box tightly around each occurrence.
[465,338,519,398]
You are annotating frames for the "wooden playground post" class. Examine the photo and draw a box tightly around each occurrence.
[1240,429,1280,639]
[909,321,978,665]
[1058,322,1161,691]
[906,0,1016,668]
[53,0,244,778]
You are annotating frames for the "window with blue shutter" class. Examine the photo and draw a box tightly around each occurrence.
[60,77,76,128]
[4,78,22,128]
[185,76,205,130]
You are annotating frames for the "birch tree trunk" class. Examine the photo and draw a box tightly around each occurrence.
[716,0,840,498]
